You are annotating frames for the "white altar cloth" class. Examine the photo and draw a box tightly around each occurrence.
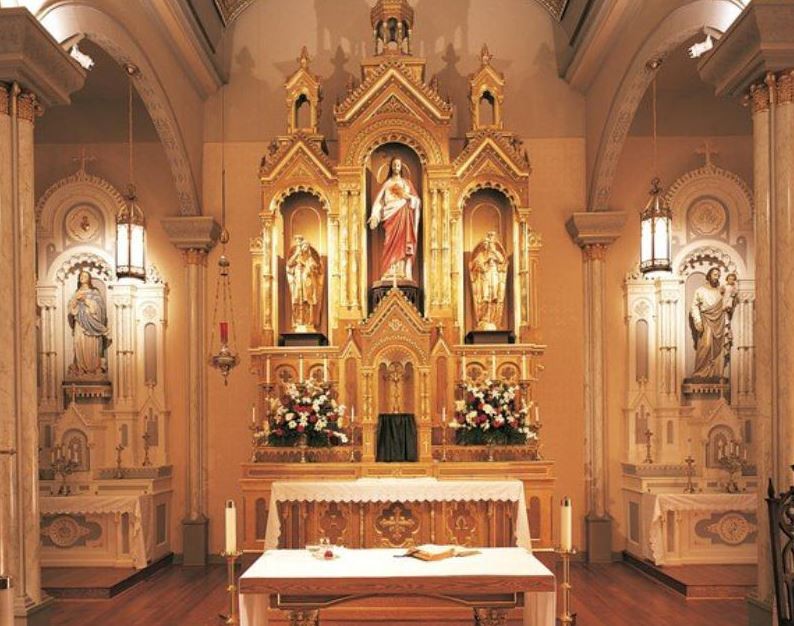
[645,492,756,564]
[40,494,153,568]
[240,547,556,626]
[264,477,532,549]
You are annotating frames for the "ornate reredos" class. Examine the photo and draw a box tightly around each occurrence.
[357,288,433,364]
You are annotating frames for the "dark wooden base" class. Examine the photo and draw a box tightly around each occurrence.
[465,330,515,345]
[279,332,329,347]
[42,553,173,599]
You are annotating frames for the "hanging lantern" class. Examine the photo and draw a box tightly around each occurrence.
[640,177,672,274]
[116,63,146,280]
[639,61,672,276]
[116,185,146,280]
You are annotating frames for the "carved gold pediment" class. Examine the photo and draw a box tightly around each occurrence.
[454,131,531,180]
[259,136,336,185]
[335,62,452,126]
[358,289,433,363]
[366,93,422,122]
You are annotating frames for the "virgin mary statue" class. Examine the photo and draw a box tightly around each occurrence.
[68,270,110,378]
[368,157,421,283]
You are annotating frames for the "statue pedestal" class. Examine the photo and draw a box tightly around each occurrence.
[465,330,515,345]
[279,332,328,347]
[682,376,729,400]
[370,281,422,313]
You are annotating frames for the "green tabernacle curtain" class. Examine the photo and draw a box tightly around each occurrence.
[376,413,418,462]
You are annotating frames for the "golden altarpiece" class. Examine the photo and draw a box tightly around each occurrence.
[241,1,553,553]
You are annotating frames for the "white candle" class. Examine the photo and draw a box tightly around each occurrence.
[442,406,446,425]
[299,355,304,382]
[561,496,573,552]
[351,406,355,423]
[224,500,237,555]
[323,356,329,381]
[462,355,467,379]
[266,357,271,384]
[521,354,527,379]
[533,405,540,424]
[251,404,256,425]
[491,354,497,379]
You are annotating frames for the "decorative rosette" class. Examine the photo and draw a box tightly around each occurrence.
[269,380,349,447]
[449,380,538,445]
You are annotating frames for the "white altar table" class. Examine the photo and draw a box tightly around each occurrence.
[264,477,531,549]
[644,492,757,565]
[240,547,556,626]
[39,494,153,569]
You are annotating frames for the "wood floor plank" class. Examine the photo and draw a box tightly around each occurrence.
[49,561,748,626]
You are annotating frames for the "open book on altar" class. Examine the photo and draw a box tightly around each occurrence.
[402,544,481,561]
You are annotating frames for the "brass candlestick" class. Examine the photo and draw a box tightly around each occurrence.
[718,439,746,493]
[556,547,577,625]
[219,550,243,625]
[348,424,357,463]
[298,432,308,463]
[643,429,654,464]
[51,445,78,496]
[141,430,152,467]
[683,456,696,494]
[114,443,126,479]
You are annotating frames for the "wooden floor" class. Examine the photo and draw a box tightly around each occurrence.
[49,560,749,626]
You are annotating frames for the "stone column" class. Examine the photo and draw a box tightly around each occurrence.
[0,9,84,626]
[161,216,219,566]
[566,211,625,563]
[698,6,794,623]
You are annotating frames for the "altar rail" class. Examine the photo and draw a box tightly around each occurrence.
[240,461,555,551]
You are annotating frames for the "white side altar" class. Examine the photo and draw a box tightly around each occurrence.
[39,486,171,569]
[626,491,757,566]
[240,547,556,626]
[264,477,531,549]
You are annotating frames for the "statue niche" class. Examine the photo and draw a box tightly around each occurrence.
[277,192,328,342]
[66,269,111,381]
[367,143,424,311]
[463,189,514,341]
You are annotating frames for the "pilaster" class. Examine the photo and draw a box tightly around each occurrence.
[0,9,84,626]
[161,216,219,566]
[566,210,626,562]
[698,4,794,621]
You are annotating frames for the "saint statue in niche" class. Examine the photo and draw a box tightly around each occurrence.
[286,235,323,332]
[67,270,110,378]
[689,266,737,379]
[368,157,421,283]
[469,231,508,331]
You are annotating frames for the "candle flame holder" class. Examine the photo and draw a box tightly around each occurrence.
[219,550,243,625]
[555,547,577,625]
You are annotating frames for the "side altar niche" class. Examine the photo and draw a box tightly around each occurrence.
[244,0,553,552]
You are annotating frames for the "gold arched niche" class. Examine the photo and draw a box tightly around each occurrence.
[365,142,425,295]
[276,190,329,337]
[462,188,515,334]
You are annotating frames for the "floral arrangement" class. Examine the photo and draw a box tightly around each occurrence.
[268,380,349,448]
[450,380,538,446]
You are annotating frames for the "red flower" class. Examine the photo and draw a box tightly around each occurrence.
[308,415,317,423]
[456,414,465,424]
[297,424,305,433]
[476,413,487,424]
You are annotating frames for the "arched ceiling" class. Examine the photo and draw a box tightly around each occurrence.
[211,0,571,26]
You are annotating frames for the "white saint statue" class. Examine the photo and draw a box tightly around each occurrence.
[286,235,323,332]
[67,270,110,378]
[469,232,508,330]
[368,157,421,283]
[689,267,736,378]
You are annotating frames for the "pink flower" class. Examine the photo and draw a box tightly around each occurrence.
[297,424,305,433]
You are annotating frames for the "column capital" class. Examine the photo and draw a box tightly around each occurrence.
[698,1,794,98]
[161,215,220,252]
[0,8,85,107]
[566,211,626,249]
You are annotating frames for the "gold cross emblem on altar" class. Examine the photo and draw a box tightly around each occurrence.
[377,503,416,544]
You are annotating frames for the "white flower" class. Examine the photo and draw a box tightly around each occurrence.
[288,422,296,429]
[482,404,495,415]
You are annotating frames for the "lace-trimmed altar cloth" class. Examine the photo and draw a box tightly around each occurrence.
[40,494,153,568]
[645,492,756,564]
[264,477,531,550]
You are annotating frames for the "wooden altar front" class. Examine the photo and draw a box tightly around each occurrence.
[240,461,555,552]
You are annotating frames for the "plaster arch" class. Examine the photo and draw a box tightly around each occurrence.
[37,2,201,216]
[674,239,749,280]
[588,0,743,213]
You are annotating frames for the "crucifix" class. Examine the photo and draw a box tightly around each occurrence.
[683,455,696,493]
[643,429,654,464]
[695,140,719,167]
[386,362,406,413]
[72,146,96,173]
[114,443,126,479]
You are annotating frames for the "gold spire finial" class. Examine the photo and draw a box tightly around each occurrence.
[480,44,493,67]
[298,46,310,69]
